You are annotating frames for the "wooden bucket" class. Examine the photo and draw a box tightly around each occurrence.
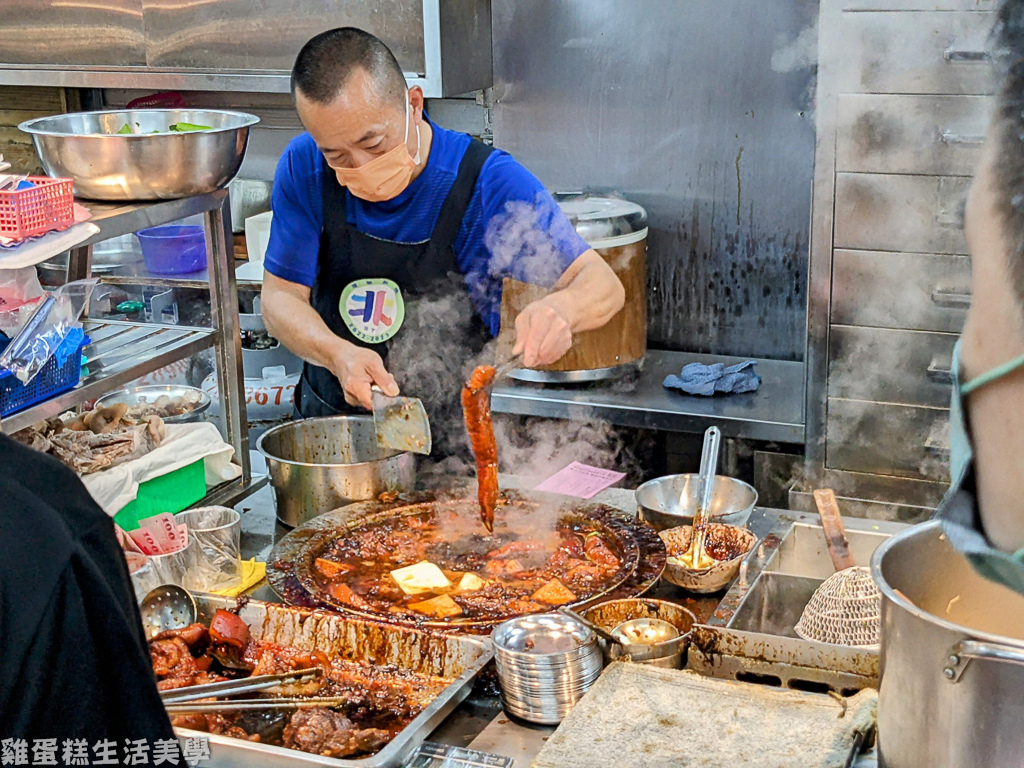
[496,230,647,372]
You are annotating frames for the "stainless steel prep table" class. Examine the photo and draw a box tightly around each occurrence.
[490,350,806,445]
[233,468,880,765]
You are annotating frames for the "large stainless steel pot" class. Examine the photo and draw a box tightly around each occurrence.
[872,520,1024,767]
[19,109,258,201]
[256,416,415,527]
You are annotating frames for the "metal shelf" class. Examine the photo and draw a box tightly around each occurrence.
[99,271,263,290]
[491,349,806,444]
[194,474,269,510]
[77,191,231,248]
[4,190,254,484]
[0,319,218,434]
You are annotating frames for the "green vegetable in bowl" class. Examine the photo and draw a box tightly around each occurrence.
[112,121,212,135]
[169,122,212,132]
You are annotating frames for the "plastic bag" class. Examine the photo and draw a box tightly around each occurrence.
[0,278,98,384]
[0,266,44,337]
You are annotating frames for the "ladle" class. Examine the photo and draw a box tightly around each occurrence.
[610,617,680,646]
[140,584,197,640]
[557,606,622,646]
[681,426,721,569]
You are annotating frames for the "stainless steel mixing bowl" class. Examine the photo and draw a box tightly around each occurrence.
[635,474,758,531]
[256,416,416,528]
[19,109,259,201]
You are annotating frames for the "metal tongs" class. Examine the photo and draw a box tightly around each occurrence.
[161,668,348,713]
[492,352,523,383]
[160,668,323,702]
[164,696,353,714]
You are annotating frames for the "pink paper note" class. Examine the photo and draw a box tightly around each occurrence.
[534,461,627,500]
[128,527,161,555]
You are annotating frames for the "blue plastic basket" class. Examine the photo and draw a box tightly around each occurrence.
[0,333,87,417]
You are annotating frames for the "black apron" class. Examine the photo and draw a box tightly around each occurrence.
[296,136,494,456]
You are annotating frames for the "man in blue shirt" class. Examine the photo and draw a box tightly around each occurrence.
[261,27,625,429]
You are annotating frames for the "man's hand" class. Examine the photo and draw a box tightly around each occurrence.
[262,275,400,410]
[512,295,573,367]
[511,250,625,368]
[331,344,399,410]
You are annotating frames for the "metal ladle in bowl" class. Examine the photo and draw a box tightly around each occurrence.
[610,618,680,647]
[558,607,680,662]
[678,426,722,570]
[140,584,197,640]
[557,606,622,646]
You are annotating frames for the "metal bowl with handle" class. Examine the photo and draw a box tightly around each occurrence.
[581,598,696,668]
[635,474,758,531]
[19,109,259,201]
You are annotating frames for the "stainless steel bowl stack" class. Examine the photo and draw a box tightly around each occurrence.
[491,613,604,725]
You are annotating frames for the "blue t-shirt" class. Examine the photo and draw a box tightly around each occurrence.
[265,122,591,335]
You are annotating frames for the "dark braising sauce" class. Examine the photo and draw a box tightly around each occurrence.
[306,501,626,622]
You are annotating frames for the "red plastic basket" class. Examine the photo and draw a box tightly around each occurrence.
[0,177,75,242]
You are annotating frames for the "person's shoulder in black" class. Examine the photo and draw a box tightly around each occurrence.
[0,433,174,744]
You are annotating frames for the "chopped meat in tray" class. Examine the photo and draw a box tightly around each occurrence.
[149,615,450,759]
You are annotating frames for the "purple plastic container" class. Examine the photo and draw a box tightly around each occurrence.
[137,225,207,274]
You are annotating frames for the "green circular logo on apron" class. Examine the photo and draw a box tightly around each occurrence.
[339,278,405,344]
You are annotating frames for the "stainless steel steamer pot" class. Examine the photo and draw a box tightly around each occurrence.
[872,520,1024,767]
[256,416,415,527]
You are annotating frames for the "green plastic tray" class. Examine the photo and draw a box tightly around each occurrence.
[114,458,206,531]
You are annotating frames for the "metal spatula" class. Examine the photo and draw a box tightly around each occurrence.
[372,386,432,455]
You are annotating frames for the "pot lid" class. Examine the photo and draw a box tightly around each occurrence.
[555,194,648,248]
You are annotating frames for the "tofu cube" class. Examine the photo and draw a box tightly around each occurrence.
[408,594,463,619]
[457,573,486,592]
[390,561,450,595]
[531,579,577,606]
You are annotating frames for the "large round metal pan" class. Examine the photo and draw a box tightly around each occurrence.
[269,488,661,633]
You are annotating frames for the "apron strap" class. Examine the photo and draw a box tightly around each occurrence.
[427,139,495,257]
[320,156,348,238]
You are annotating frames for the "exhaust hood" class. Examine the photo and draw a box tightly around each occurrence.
[0,0,491,98]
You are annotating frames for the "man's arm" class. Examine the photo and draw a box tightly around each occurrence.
[261,273,397,409]
[512,250,625,367]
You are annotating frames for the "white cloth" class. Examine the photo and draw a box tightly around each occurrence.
[0,222,100,268]
[82,422,242,516]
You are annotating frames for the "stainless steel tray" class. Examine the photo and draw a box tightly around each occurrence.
[687,516,907,694]
[183,595,493,768]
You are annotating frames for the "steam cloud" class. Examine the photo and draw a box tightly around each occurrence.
[387,194,639,496]
[771,21,818,74]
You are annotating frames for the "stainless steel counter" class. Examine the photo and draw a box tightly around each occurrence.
[234,465,875,766]
[491,350,806,444]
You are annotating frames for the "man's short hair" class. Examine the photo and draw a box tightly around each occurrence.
[291,27,408,108]
[993,1,1024,289]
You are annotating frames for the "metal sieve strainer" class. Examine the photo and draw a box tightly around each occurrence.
[793,490,881,649]
[794,566,880,648]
